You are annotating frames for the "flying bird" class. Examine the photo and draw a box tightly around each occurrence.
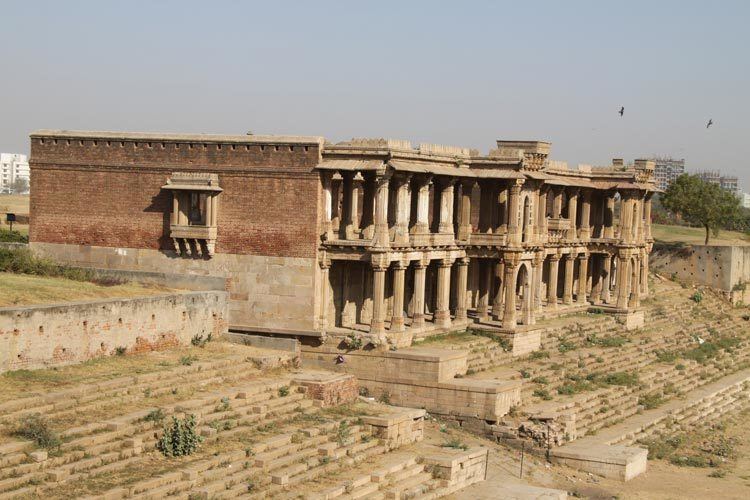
[706,119,713,129]
[619,106,624,117]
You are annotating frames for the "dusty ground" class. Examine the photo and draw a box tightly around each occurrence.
[652,223,750,246]
[0,272,174,307]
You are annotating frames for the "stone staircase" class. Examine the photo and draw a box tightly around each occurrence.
[466,278,750,455]
[0,347,487,499]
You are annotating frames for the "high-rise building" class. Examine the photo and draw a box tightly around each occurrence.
[0,153,30,193]
[696,171,740,197]
[650,157,685,191]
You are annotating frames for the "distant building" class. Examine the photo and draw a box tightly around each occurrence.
[696,171,740,197]
[742,193,750,209]
[650,157,685,191]
[0,153,30,193]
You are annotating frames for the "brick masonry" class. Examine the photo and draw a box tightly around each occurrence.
[0,291,227,373]
[29,135,323,257]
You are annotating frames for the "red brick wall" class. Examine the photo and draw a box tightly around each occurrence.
[29,135,323,258]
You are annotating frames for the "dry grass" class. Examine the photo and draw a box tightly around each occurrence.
[0,342,239,405]
[0,194,30,235]
[652,224,750,246]
[0,272,172,307]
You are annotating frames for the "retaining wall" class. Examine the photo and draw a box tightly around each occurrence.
[0,291,227,373]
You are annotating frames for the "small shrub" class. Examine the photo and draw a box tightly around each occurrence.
[180,355,198,366]
[336,420,351,446]
[278,386,290,397]
[144,408,165,423]
[558,338,577,353]
[378,391,391,405]
[216,397,231,412]
[639,393,665,410]
[342,334,363,351]
[13,414,61,450]
[670,454,709,468]
[656,350,678,363]
[519,369,531,379]
[690,291,703,303]
[531,376,549,385]
[442,438,468,450]
[115,346,127,356]
[358,386,370,397]
[530,350,550,360]
[191,333,212,347]
[602,371,639,387]
[533,389,552,400]
[157,415,203,457]
[0,228,28,243]
[708,469,727,478]
[589,307,604,315]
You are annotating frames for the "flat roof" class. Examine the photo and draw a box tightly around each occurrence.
[30,129,325,146]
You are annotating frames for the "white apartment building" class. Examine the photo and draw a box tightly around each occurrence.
[0,153,30,193]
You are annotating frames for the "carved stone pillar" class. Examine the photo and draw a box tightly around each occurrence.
[616,255,630,309]
[343,172,362,239]
[370,263,387,335]
[390,174,411,244]
[373,171,391,247]
[577,254,589,305]
[537,186,548,242]
[477,260,491,320]
[171,192,179,225]
[590,255,601,304]
[567,188,578,240]
[601,255,612,303]
[604,193,615,239]
[619,194,631,243]
[641,248,650,295]
[434,259,453,327]
[390,262,407,332]
[458,180,474,241]
[438,179,456,235]
[553,187,563,218]
[644,194,653,240]
[563,253,575,305]
[532,252,544,314]
[412,176,431,234]
[579,190,591,241]
[455,257,469,320]
[318,259,331,331]
[508,180,524,245]
[503,258,518,329]
[412,261,428,328]
[548,254,560,308]
[492,260,505,321]
[629,258,641,309]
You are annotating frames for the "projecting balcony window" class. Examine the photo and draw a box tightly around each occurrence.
[162,172,222,258]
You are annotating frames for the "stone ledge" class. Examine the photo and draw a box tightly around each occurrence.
[551,444,647,481]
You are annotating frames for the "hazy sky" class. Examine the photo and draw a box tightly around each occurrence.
[1,1,749,189]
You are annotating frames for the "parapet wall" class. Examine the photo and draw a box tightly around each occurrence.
[651,243,750,303]
[0,291,227,373]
